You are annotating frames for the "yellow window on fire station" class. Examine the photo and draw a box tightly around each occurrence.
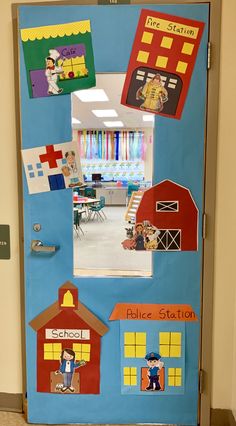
[159,332,182,357]
[168,368,182,386]
[123,367,137,386]
[44,343,62,360]
[124,332,146,358]
[73,343,91,362]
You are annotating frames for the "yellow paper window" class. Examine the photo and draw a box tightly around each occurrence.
[124,345,136,358]
[141,31,153,44]
[123,367,137,386]
[168,368,182,387]
[44,343,62,360]
[124,332,146,358]
[159,332,170,345]
[124,332,135,345]
[136,333,146,345]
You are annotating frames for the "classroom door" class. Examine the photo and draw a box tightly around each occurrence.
[18,2,209,425]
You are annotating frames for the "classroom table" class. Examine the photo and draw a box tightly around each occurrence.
[73,198,100,221]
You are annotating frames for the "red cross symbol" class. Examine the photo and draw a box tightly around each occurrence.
[39,145,63,169]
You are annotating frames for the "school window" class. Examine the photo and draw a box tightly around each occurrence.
[123,367,137,386]
[168,368,182,386]
[73,343,91,361]
[124,332,146,358]
[44,343,62,360]
[159,332,182,357]
[156,201,179,212]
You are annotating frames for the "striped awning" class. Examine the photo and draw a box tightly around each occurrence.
[21,20,91,42]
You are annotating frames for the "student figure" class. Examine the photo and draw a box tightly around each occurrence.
[45,49,64,95]
[56,348,86,393]
[145,352,164,391]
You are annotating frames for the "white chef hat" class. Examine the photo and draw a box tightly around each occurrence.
[47,49,60,62]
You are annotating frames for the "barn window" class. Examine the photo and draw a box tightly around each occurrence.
[156,201,179,212]
[73,343,91,362]
[159,332,182,358]
[124,332,146,358]
[44,343,62,360]
[123,367,137,386]
[168,368,182,386]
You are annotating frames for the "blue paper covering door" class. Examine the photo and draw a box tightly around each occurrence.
[19,3,209,425]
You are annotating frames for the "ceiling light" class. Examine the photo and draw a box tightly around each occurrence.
[72,118,81,124]
[74,89,109,102]
[92,109,118,118]
[142,114,155,122]
[103,121,124,128]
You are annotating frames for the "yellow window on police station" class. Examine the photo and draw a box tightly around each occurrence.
[123,367,137,386]
[124,332,146,358]
[159,332,182,358]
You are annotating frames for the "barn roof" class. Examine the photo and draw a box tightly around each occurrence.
[29,282,108,336]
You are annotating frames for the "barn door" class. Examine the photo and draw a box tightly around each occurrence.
[17,2,209,425]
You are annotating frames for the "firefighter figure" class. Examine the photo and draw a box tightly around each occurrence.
[136,73,168,112]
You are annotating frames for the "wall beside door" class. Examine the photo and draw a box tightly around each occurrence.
[0,0,236,420]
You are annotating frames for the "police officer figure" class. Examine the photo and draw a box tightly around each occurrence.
[145,352,164,391]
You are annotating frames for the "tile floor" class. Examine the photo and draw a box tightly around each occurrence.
[73,206,152,276]
[0,411,178,426]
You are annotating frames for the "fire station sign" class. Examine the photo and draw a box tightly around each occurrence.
[121,9,205,119]
[45,328,90,340]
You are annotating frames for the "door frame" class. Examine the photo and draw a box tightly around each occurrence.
[12,1,221,425]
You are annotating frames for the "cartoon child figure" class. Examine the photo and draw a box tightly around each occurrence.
[61,150,82,187]
[145,226,161,250]
[45,49,64,95]
[136,73,168,112]
[145,352,164,391]
[134,223,146,250]
[55,348,86,393]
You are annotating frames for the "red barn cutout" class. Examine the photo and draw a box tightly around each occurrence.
[29,281,108,394]
[121,9,205,119]
[133,180,198,251]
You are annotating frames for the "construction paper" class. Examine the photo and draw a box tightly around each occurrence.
[122,180,198,251]
[121,9,205,119]
[29,281,108,394]
[20,21,96,98]
[119,320,185,395]
[22,141,84,194]
[110,304,198,322]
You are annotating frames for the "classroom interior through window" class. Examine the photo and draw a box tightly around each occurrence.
[71,73,154,277]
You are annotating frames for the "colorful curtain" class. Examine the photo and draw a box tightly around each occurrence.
[77,130,145,161]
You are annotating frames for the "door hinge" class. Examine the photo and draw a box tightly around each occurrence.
[199,369,205,394]
[207,42,211,70]
[202,213,207,239]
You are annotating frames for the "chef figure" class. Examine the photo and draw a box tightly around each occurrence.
[45,49,64,95]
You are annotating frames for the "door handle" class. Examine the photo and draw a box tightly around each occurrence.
[31,240,59,253]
